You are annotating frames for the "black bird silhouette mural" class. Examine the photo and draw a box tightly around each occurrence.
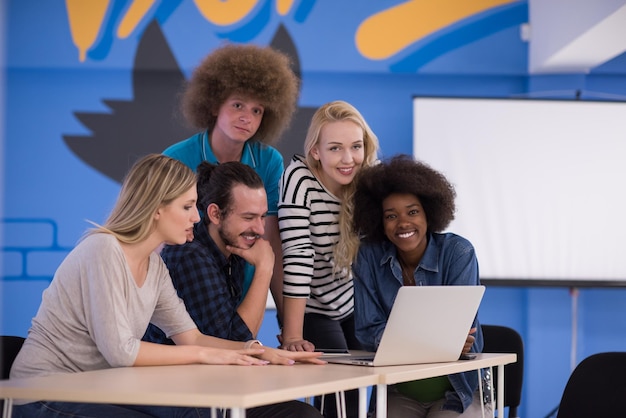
[63,21,316,183]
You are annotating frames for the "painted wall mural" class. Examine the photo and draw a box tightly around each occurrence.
[59,0,527,183]
[4,0,531,323]
[4,2,626,416]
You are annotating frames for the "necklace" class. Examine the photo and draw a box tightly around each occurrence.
[399,259,416,286]
[402,269,416,286]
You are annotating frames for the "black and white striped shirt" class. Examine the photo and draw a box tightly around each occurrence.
[278,156,353,320]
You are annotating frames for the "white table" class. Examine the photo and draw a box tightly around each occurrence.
[1,353,516,418]
[1,363,378,418]
[372,353,517,418]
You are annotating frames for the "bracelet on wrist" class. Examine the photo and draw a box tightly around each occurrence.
[244,339,263,350]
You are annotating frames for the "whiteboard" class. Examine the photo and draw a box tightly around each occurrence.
[413,97,626,285]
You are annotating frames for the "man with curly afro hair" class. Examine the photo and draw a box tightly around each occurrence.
[163,43,300,324]
[351,154,487,417]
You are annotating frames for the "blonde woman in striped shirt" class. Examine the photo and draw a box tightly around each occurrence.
[278,100,379,418]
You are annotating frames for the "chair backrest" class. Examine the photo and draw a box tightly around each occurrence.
[556,352,626,418]
[0,335,26,379]
[481,325,524,418]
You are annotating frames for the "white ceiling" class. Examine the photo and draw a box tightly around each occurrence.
[529,0,626,73]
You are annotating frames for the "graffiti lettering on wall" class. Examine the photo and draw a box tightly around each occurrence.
[65,0,524,66]
[61,0,526,182]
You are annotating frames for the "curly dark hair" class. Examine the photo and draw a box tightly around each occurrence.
[353,154,456,243]
[182,43,300,145]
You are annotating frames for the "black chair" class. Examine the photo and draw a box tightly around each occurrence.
[481,325,524,418]
[1,335,25,379]
[1,335,26,412]
[555,352,626,418]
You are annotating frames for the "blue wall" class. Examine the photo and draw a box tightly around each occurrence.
[3,2,626,417]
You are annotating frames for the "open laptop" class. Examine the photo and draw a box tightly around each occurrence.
[325,285,485,366]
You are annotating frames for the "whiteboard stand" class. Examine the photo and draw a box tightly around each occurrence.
[543,287,579,418]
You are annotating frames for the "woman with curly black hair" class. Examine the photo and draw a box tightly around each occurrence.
[163,43,300,321]
[352,154,486,418]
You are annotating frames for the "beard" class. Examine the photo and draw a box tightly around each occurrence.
[218,225,258,250]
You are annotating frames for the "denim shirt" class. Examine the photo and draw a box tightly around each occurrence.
[352,232,483,413]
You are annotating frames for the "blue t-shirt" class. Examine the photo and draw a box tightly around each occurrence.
[163,131,284,296]
[163,131,284,215]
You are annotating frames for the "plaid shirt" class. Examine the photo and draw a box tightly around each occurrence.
[143,222,252,344]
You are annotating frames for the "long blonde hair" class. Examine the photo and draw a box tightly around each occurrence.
[303,101,380,274]
[87,154,197,244]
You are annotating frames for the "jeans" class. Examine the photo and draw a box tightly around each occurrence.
[13,402,209,417]
[13,400,322,418]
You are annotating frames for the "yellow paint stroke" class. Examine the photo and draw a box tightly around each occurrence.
[356,0,516,60]
[193,0,259,26]
[277,0,295,16]
[118,0,156,39]
[65,0,110,62]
